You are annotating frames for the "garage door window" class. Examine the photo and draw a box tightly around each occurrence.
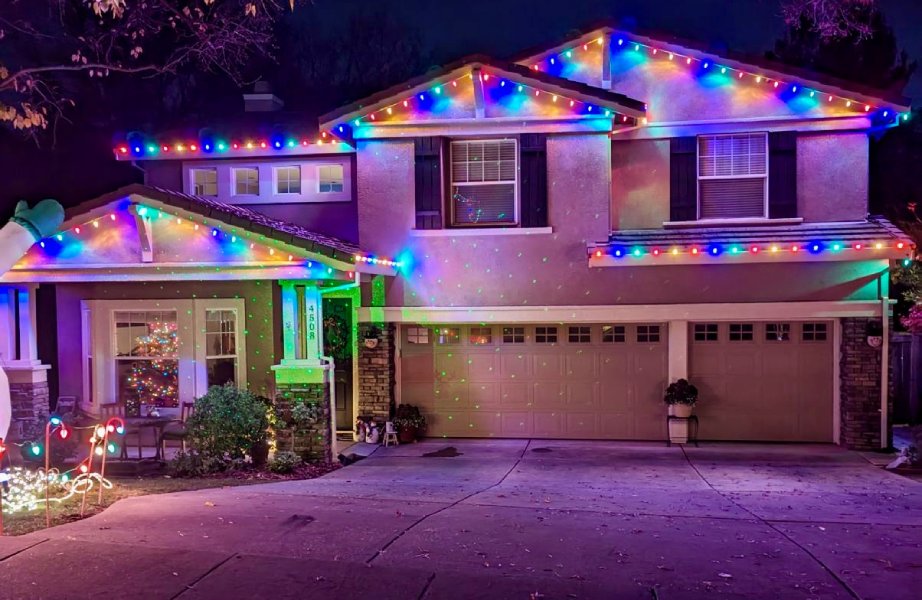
[602,325,626,343]
[469,327,493,345]
[568,326,591,343]
[535,326,558,344]
[766,323,791,341]
[407,327,430,344]
[437,327,461,345]
[637,325,661,343]
[729,323,754,341]
[694,323,719,342]
[502,327,525,344]
[802,323,828,342]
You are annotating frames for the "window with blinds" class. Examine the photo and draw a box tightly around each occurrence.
[697,133,768,219]
[450,139,517,226]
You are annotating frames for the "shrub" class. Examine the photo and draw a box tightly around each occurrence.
[268,451,303,474]
[186,384,270,463]
[664,379,699,406]
[166,451,228,477]
[393,403,426,429]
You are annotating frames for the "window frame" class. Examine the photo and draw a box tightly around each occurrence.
[728,323,754,342]
[449,137,519,228]
[765,322,792,342]
[802,322,828,342]
[469,326,493,345]
[696,132,769,221]
[274,165,302,195]
[436,327,461,345]
[191,167,218,196]
[567,326,591,344]
[502,326,525,344]
[202,307,242,390]
[318,164,345,193]
[637,324,662,343]
[602,325,627,343]
[693,323,720,342]
[233,166,260,196]
[535,326,558,344]
[406,326,430,345]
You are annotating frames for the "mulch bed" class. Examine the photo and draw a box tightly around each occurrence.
[191,462,341,481]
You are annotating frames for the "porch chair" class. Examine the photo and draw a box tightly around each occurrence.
[159,402,195,458]
[383,421,399,447]
[99,403,142,459]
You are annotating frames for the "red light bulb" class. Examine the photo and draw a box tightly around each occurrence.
[750,246,759,253]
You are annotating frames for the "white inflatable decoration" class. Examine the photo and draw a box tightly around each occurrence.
[0,199,64,442]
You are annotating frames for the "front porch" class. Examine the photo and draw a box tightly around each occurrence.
[0,184,398,464]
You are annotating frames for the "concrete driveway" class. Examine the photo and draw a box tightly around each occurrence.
[1,440,921,599]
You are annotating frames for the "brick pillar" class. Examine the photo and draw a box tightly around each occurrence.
[275,382,332,464]
[4,367,51,441]
[357,323,394,423]
[840,317,892,450]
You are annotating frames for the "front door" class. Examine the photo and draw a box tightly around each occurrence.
[322,297,354,431]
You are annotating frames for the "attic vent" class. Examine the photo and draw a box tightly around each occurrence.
[243,80,284,113]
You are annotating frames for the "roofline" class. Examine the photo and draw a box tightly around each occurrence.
[318,54,646,129]
[515,24,911,111]
[63,184,361,265]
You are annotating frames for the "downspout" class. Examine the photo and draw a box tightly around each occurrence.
[881,295,890,450]
[320,279,360,455]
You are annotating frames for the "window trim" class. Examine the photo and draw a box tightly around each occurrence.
[449,137,519,228]
[406,326,430,345]
[196,301,247,395]
[502,326,525,344]
[567,325,592,344]
[535,326,558,344]
[696,132,769,221]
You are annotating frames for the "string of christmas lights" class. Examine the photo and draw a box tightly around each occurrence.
[592,240,914,262]
[529,33,909,123]
[115,131,343,158]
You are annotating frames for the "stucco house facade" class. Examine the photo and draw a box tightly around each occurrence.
[0,26,913,459]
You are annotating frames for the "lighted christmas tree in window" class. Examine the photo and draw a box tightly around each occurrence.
[116,313,179,416]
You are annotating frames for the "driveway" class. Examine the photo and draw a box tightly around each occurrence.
[1,440,921,599]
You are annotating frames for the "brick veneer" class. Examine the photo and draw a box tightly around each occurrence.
[357,323,395,423]
[839,317,892,450]
[7,379,50,441]
[275,382,332,464]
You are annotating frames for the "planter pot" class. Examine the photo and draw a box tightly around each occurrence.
[398,425,417,443]
[670,404,694,418]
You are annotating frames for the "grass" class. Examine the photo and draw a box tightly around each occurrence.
[0,476,267,537]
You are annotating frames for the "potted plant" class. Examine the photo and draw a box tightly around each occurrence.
[664,379,698,444]
[393,404,426,443]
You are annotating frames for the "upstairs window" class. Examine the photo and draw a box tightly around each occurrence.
[192,168,217,196]
[698,133,767,219]
[234,167,259,195]
[275,166,301,194]
[450,139,517,226]
[319,165,344,193]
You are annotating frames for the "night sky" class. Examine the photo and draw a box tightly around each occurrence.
[1,0,920,213]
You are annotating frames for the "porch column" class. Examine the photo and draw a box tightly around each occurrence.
[0,285,51,440]
[667,320,689,382]
[272,281,333,463]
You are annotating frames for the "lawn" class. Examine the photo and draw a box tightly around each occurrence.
[1,464,339,537]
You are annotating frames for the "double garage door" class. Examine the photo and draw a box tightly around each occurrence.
[400,321,833,442]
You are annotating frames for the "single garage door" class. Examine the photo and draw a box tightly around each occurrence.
[400,323,667,439]
[689,321,834,442]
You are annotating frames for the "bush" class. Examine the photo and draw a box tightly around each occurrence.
[664,379,699,406]
[186,384,270,463]
[393,403,426,429]
[166,451,228,477]
[268,451,303,474]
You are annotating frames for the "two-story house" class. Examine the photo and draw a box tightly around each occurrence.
[1,26,913,459]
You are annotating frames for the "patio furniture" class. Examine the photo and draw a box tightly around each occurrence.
[665,415,699,447]
[159,402,195,457]
[100,403,142,459]
[383,421,399,447]
[55,396,77,415]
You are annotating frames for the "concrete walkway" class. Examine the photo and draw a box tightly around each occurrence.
[1,440,921,599]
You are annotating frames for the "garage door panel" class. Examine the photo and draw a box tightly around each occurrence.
[566,381,599,411]
[468,382,500,410]
[466,410,502,436]
[403,382,435,407]
[566,413,599,437]
[533,353,564,378]
[565,351,597,379]
[533,412,565,436]
[724,351,760,374]
[500,352,530,379]
[499,382,531,409]
[466,353,498,380]
[599,354,629,380]
[501,412,533,437]
[402,354,434,382]
[434,383,469,409]
[533,381,566,409]
[435,353,468,380]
